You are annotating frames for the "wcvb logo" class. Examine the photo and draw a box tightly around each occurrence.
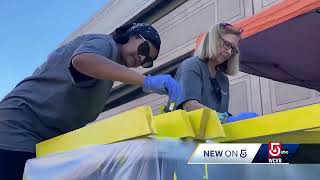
[268,142,282,158]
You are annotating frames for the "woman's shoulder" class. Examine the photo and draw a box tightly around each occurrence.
[180,56,206,71]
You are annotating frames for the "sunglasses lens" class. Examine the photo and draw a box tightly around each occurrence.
[138,41,150,56]
[138,41,155,68]
[221,23,232,27]
[142,58,153,68]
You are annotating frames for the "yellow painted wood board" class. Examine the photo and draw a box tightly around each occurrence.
[37,104,320,157]
[36,106,153,157]
[215,104,320,143]
[152,110,195,138]
[187,108,225,139]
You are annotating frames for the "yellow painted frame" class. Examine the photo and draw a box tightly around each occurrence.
[215,104,320,143]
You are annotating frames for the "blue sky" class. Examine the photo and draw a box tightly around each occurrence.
[0,0,107,99]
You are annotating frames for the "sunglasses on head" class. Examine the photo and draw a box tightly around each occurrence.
[219,23,244,33]
[138,34,155,68]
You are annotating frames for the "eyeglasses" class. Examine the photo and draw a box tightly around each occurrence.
[219,35,239,56]
[218,22,242,56]
[138,34,155,68]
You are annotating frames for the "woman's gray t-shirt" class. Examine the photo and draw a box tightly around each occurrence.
[175,56,229,113]
[0,34,118,152]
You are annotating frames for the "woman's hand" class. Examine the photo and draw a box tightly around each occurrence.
[143,75,182,103]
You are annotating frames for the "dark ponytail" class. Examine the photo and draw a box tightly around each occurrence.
[112,24,134,44]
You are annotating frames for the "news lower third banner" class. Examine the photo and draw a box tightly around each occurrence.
[188,143,320,164]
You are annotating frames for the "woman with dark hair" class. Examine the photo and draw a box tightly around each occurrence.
[0,23,182,179]
[174,23,258,122]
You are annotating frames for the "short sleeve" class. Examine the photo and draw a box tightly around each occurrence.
[175,60,204,108]
[71,37,113,60]
[69,37,114,86]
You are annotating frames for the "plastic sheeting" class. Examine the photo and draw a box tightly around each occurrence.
[24,138,320,180]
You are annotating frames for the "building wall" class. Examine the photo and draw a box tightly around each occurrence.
[66,0,320,120]
[62,0,158,44]
[250,0,320,114]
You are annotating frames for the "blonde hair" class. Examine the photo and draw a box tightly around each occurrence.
[194,23,241,76]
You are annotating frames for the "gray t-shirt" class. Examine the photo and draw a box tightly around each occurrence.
[175,56,229,113]
[0,34,118,152]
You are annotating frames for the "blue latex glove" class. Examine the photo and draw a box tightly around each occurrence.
[218,112,230,123]
[227,112,259,123]
[143,75,182,102]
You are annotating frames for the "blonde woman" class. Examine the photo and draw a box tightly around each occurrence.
[174,23,258,123]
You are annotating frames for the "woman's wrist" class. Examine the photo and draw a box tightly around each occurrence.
[140,75,146,86]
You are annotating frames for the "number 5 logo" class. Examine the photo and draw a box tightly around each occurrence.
[268,142,282,157]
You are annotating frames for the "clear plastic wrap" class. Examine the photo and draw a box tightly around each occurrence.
[24,138,320,180]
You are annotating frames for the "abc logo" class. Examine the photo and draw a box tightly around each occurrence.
[268,142,282,157]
